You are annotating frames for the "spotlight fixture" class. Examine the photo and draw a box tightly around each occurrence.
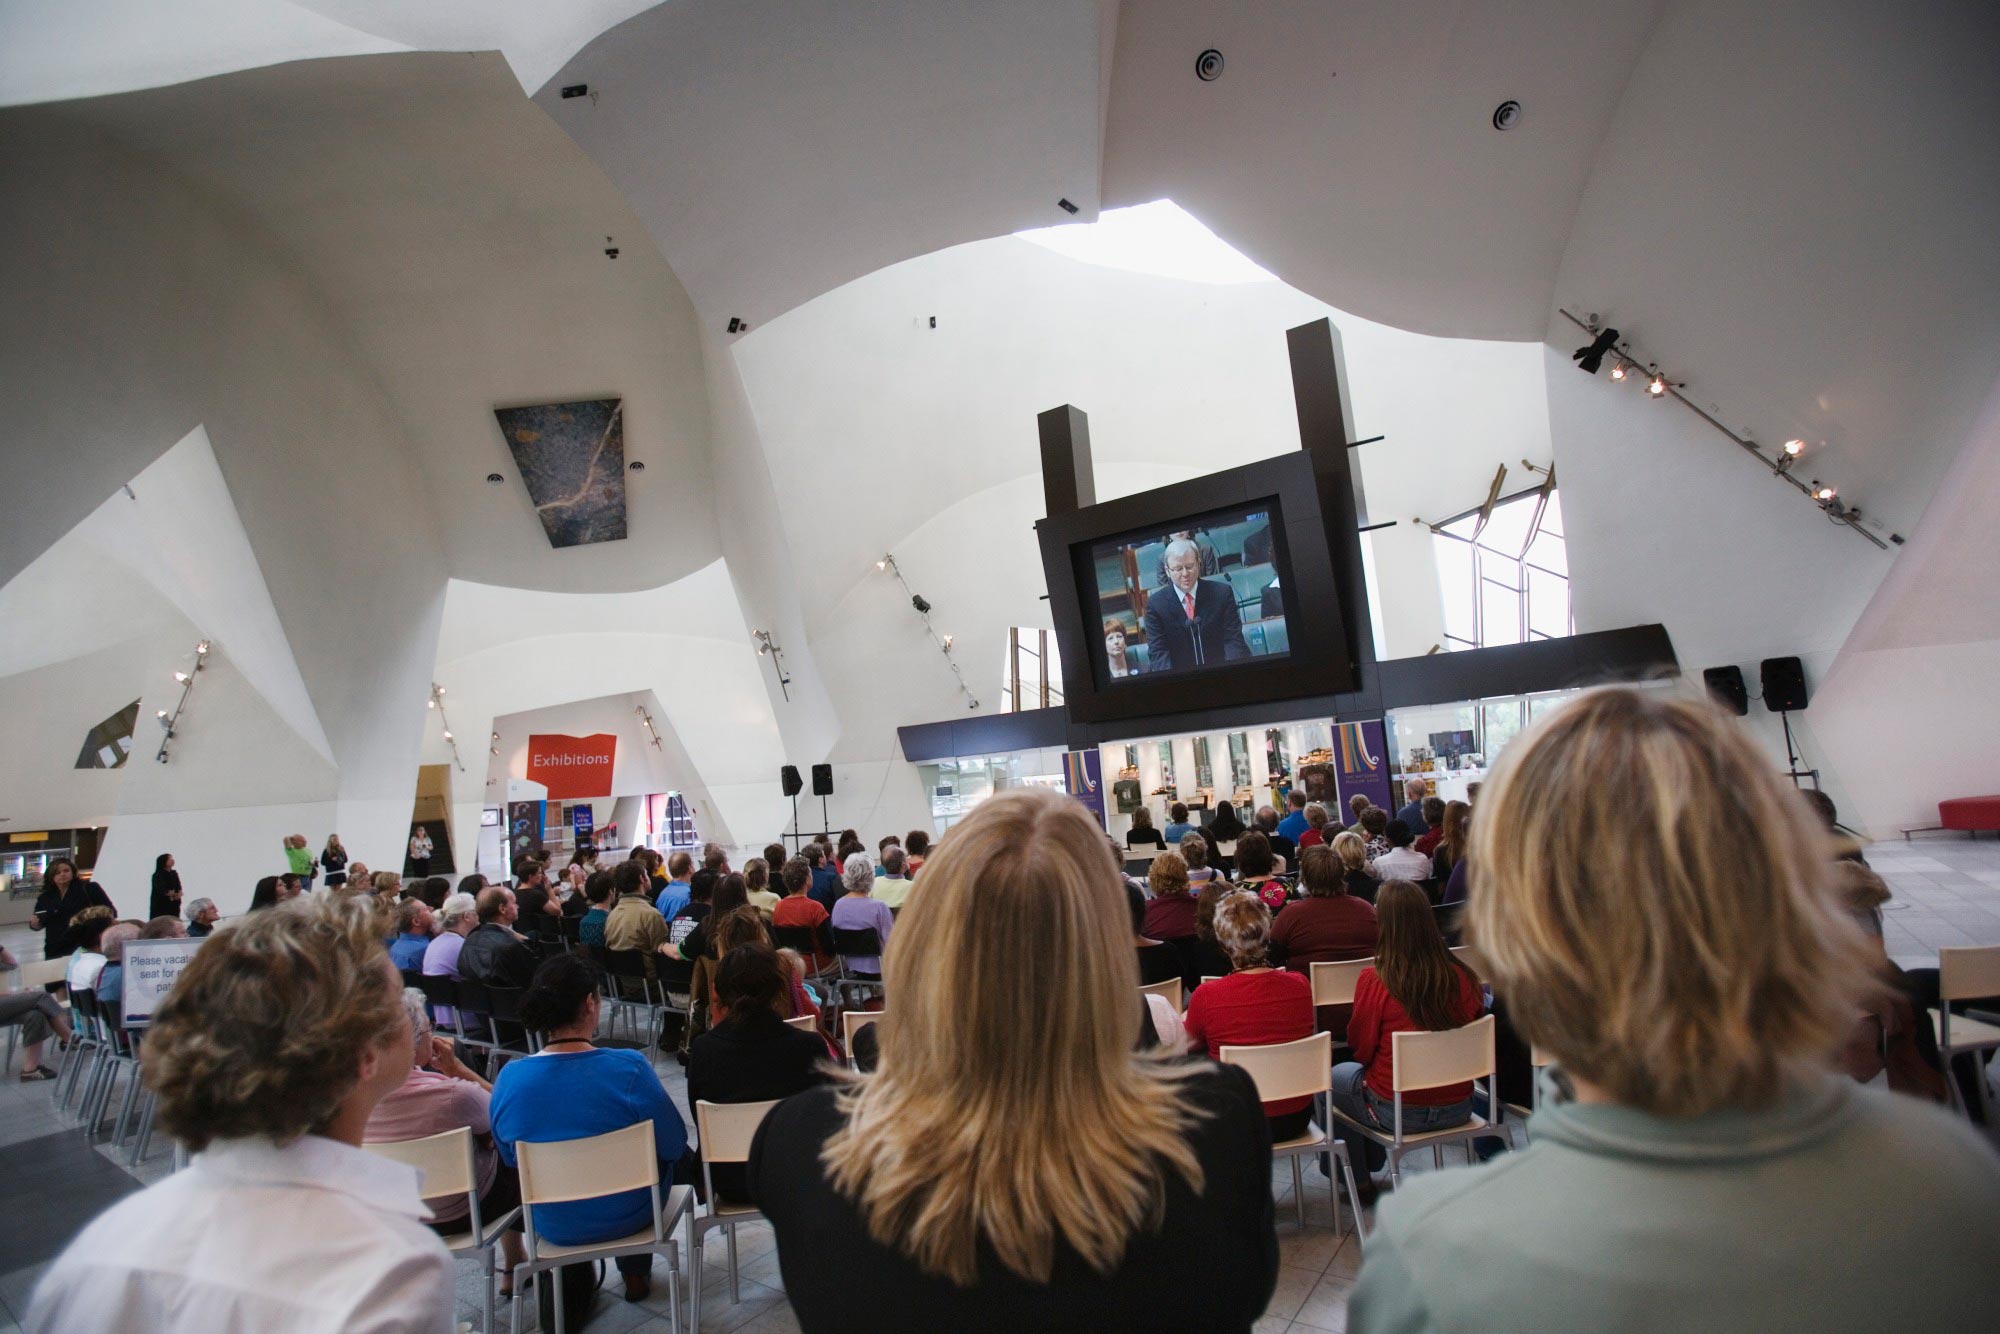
[1647,369,1668,397]
[876,551,980,708]
[173,671,190,684]
[428,683,465,773]
[875,556,889,571]
[156,637,210,764]
[155,709,168,720]
[1812,484,1838,503]
[1608,362,1627,381]
[941,634,954,650]
[750,630,792,700]
[1782,439,1806,457]
[1571,325,1620,375]
[441,730,453,742]
[195,640,210,655]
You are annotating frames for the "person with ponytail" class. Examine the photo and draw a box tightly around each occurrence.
[487,953,691,1304]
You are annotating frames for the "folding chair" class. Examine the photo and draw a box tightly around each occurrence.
[1138,978,1183,1013]
[57,988,107,1112]
[1326,1014,1515,1186]
[782,1013,818,1033]
[1123,848,1163,877]
[1449,944,1493,983]
[771,924,839,988]
[830,928,886,1008]
[367,1127,520,1334]
[841,1009,881,1070]
[457,978,532,1073]
[416,973,475,1053]
[1934,944,2000,1122]
[599,948,669,1058]
[1502,1045,1555,1139]
[691,1099,781,1332]
[1309,957,1373,1055]
[512,1122,693,1334]
[1218,1032,1362,1237]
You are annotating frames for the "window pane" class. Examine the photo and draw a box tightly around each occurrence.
[1476,494,1536,557]
[1434,538,1476,643]
[1482,700,1524,757]
[1525,526,1567,576]
[1539,491,1564,538]
[1480,577,1523,645]
[1528,566,1571,639]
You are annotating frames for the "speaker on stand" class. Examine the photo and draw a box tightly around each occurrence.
[1759,656,1817,787]
[1702,666,1748,717]
[811,764,834,844]
[781,766,804,850]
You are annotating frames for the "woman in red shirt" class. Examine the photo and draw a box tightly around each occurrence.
[1327,879,1483,1202]
[1183,892,1316,1141]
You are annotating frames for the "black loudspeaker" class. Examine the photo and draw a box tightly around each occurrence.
[780,765,803,797]
[1760,656,1809,712]
[1702,666,1748,717]
[811,763,834,796]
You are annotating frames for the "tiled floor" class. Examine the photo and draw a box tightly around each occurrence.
[1,831,1996,1332]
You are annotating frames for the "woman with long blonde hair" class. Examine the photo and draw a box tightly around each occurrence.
[1349,688,2000,1332]
[749,787,1277,1328]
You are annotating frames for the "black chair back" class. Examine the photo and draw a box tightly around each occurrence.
[416,972,459,1022]
[482,983,535,1050]
[831,927,884,959]
[399,968,424,990]
[771,924,825,957]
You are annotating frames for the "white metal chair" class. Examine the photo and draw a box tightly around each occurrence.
[841,1008,881,1070]
[1308,958,1372,1056]
[1502,1044,1555,1137]
[1218,1032,1362,1237]
[782,1012,818,1033]
[1327,1014,1515,1185]
[690,1099,780,1331]
[367,1127,520,1334]
[1124,848,1163,875]
[1215,840,1239,860]
[512,1122,693,1334]
[1138,978,1183,1013]
[1934,944,2000,1122]
[1449,944,1493,982]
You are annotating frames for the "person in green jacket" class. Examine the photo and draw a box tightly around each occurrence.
[1350,688,2000,1334]
[283,834,317,890]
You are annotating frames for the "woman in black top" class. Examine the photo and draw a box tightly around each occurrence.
[687,943,828,1201]
[149,854,183,921]
[1124,807,1165,848]
[1208,801,1246,841]
[29,859,114,960]
[749,787,1276,1333]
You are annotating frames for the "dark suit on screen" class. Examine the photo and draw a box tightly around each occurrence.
[1142,578,1251,671]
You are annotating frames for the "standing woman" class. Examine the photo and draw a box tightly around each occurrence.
[408,825,433,878]
[750,786,1277,1330]
[29,858,114,961]
[321,834,350,889]
[149,854,183,921]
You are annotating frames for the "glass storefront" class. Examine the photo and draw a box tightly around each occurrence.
[918,747,1070,833]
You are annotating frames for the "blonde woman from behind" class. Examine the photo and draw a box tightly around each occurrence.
[1349,687,2000,1334]
[748,786,1280,1331]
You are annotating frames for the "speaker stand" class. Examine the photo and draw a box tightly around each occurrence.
[787,793,801,852]
[1779,711,1820,789]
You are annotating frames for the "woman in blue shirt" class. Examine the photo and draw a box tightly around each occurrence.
[490,953,690,1304]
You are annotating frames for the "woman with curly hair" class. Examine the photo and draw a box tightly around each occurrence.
[29,894,454,1332]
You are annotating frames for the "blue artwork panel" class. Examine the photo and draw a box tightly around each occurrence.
[494,399,627,547]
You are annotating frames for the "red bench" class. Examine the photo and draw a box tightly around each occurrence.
[1939,796,2000,834]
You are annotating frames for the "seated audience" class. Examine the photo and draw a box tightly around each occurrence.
[1358,807,1390,860]
[1141,852,1198,941]
[773,857,834,974]
[668,869,718,960]
[246,875,285,913]
[1430,800,1469,883]
[1180,832,1220,889]
[279,872,307,901]
[370,870,402,905]
[1297,801,1331,849]
[1343,793,1372,836]
[1208,800,1246,841]
[63,913,114,993]
[1162,802,1195,845]
[1129,881,1181,987]
[28,894,455,1331]
[872,846,914,913]
[184,897,219,937]
[1371,820,1432,884]
[343,861,371,894]
[1331,831,1381,904]
[604,860,670,971]
[1190,881,1238,985]
[1232,832,1288,912]
[1394,778,1431,835]
[92,922,145,1009]
[423,891,477,982]
[1349,688,2000,1330]
[749,787,1277,1329]
[1277,790,1311,843]
[1327,880,1482,1202]
[748,849,786,917]
[458,887,535,990]
[1416,800,1448,860]
[1255,806,1297,869]
[387,898,434,972]
[456,873,488,901]
[365,988,526,1288]
[1183,892,1317,1141]
[1125,806,1166,848]
[512,862,561,937]
[0,944,75,1081]
[1270,846,1380,974]
[903,830,931,876]
[805,845,843,911]
[688,943,830,1201]
[141,914,186,939]
[875,834,902,873]
[578,871,615,947]
[665,872,751,966]
[420,877,452,912]
[829,853,894,978]
[654,850,695,919]
[490,954,691,1304]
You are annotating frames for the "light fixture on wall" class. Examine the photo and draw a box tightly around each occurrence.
[430,683,464,773]
[635,704,665,750]
[875,552,980,709]
[751,630,793,701]
[1558,310,1901,549]
[155,638,210,764]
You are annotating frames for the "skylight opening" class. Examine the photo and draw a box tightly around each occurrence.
[1015,199,1276,285]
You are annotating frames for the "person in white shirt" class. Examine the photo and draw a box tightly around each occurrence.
[1370,819,1435,884]
[28,894,455,1334]
[62,914,114,993]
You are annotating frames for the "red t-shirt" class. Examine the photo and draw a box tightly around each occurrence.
[1182,969,1316,1115]
[1142,894,1200,941]
[1297,829,1325,848]
[1269,895,1379,971]
[772,895,832,972]
[1347,963,1485,1106]
[1413,828,1444,858]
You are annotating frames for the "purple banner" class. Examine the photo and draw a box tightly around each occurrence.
[1064,749,1107,829]
[1333,720,1395,818]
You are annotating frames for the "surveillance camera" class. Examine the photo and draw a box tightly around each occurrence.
[911,594,932,615]
[604,246,619,259]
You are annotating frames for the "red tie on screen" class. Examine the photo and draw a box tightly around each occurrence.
[1183,591,1196,622]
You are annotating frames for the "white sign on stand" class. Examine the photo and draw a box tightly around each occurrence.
[120,938,205,1029]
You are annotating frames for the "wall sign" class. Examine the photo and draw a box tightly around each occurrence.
[1332,719,1395,820]
[120,938,205,1029]
[1063,749,1106,829]
[526,733,617,799]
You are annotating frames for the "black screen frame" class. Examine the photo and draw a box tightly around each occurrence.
[1039,446,1357,724]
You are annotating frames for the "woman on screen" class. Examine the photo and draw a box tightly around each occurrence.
[1104,618,1140,679]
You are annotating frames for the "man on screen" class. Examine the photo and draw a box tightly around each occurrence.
[1142,538,1251,671]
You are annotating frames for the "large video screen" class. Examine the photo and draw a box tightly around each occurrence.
[1089,502,1290,683]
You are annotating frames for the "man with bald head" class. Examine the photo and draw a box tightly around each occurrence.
[1142,536,1251,671]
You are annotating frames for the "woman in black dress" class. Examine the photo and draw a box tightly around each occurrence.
[149,854,183,921]
[29,858,114,960]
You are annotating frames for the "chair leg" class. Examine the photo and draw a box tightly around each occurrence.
[1338,1148,1365,1241]
[481,1246,494,1334]
[727,1221,740,1302]
[128,1094,156,1167]
[1432,1144,1443,1170]
[113,1069,143,1148]
[689,1233,703,1334]
[1290,1155,1306,1229]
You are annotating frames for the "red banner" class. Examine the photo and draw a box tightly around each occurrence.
[526,733,617,799]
